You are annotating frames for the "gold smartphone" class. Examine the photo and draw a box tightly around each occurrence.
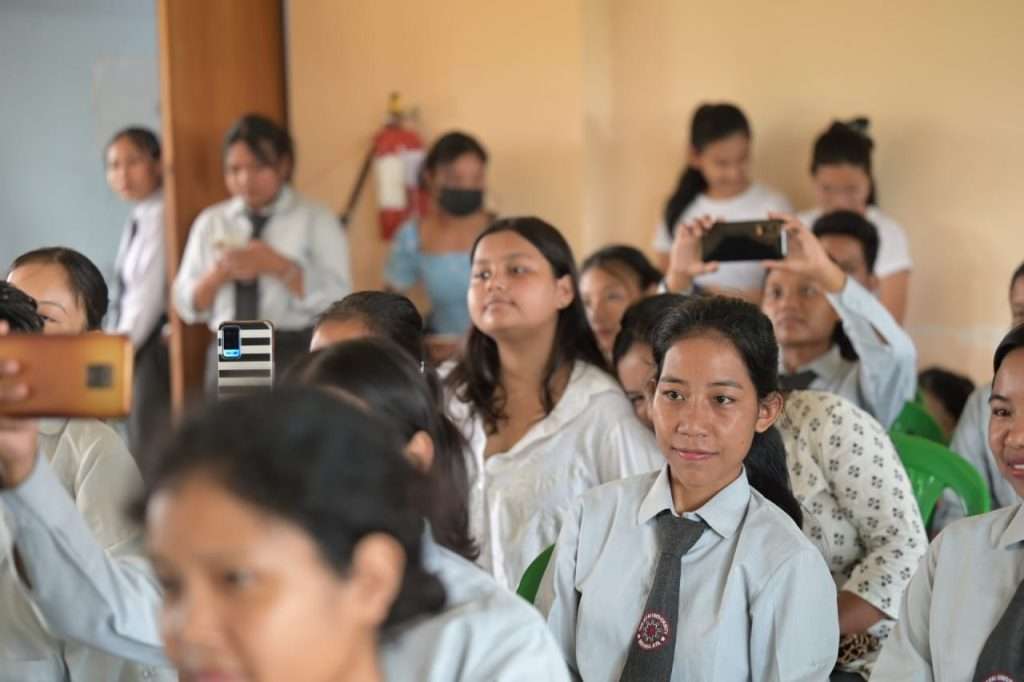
[0,334,133,418]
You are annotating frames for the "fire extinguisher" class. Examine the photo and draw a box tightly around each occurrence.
[340,93,426,241]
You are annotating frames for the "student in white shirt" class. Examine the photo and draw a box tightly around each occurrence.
[142,388,449,682]
[873,325,1024,681]
[653,102,792,299]
[612,294,926,680]
[798,119,912,323]
[172,114,351,389]
[2,259,173,680]
[538,294,839,681]
[580,245,661,362]
[291,339,570,681]
[104,126,170,461]
[445,217,662,590]
[932,262,1024,531]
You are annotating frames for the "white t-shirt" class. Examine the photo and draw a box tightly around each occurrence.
[798,205,912,278]
[653,183,792,293]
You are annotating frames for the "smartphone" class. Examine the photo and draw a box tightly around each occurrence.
[217,321,275,397]
[701,219,787,262]
[0,334,133,418]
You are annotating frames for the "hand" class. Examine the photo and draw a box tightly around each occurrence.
[762,213,847,294]
[0,321,39,489]
[666,215,719,293]
[217,240,287,282]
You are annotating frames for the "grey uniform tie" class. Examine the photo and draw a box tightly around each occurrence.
[973,575,1024,681]
[619,511,707,682]
[234,212,270,321]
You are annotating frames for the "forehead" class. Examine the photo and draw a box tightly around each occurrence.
[473,230,544,262]
[763,267,812,289]
[312,318,372,348]
[581,264,636,292]
[660,333,752,384]
[7,263,72,301]
[818,234,867,263]
[1010,277,1024,303]
[995,350,1024,402]
[815,163,870,184]
[438,152,485,176]
[700,133,748,159]
[106,137,147,160]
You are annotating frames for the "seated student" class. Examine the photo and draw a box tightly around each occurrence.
[933,262,1024,531]
[172,114,351,389]
[104,126,170,459]
[653,102,792,300]
[918,367,975,442]
[873,325,1024,681]
[140,388,451,682]
[291,340,570,680]
[580,245,661,361]
[310,290,425,360]
[611,293,926,680]
[667,213,915,428]
[799,119,912,323]
[445,217,662,589]
[538,295,839,681]
[386,131,492,355]
[0,264,172,678]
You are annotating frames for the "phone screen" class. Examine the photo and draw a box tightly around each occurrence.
[221,325,242,359]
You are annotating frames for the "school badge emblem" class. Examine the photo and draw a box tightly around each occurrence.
[635,612,670,650]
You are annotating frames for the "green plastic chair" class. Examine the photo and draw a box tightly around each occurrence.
[516,545,554,604]
[890,432,991,525]
[891,400,948,445]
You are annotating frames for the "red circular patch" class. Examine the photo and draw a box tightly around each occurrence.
[983,675,1015,682]
[635,612,670,650]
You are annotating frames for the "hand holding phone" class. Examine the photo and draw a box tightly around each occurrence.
[0,326,39,488]
[665,215,720,293]
[761,214,847,294]
[0,333,133,419]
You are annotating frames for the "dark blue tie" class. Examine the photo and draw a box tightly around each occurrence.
[234,213,269,321]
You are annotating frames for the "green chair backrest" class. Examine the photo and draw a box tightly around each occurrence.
[891,400,948,445]
[516,544,554,604]
[890,432,991,525]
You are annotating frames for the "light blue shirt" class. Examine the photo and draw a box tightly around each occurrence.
[934,383,1020,531]
[873,503,1024,681]
[385,220,471,335]
[381,531,569,681]
[792,277,917,429]
[537,467,839,681]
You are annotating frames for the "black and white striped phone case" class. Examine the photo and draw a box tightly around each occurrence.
[217,320,275,397]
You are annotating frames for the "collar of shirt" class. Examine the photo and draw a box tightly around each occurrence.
[636,466,750,539]
[787,343,848,377]
[461,361,620,457]
[132,188,163,219]
[998,502,1024,548]
[37,418,68,438]
[225,184,296,222]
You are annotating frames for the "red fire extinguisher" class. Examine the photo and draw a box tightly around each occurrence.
[340,93,426,241]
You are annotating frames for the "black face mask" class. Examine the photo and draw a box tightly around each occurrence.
[438,187,484,217]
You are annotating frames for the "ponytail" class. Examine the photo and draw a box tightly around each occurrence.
[745,426,803,527]
[664,103,751,236]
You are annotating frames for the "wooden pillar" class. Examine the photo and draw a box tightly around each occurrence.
[157,0,287,411]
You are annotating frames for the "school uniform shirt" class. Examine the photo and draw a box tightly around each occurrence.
[778,390,927,677]
[798,206,913,279]
[172,185,351,331]
[536,467,840,682]
[0,418,174,682]
[446,361,663,591]
[786,276,917,429]
[109,190,166,349]
[932,382,1020,532]
[872,503,1024,681]
[652,183,792,293]
[380,530,570,681]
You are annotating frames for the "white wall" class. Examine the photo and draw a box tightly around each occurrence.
[0,0,159,281]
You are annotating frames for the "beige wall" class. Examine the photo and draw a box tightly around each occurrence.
[288,0,1024,382]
